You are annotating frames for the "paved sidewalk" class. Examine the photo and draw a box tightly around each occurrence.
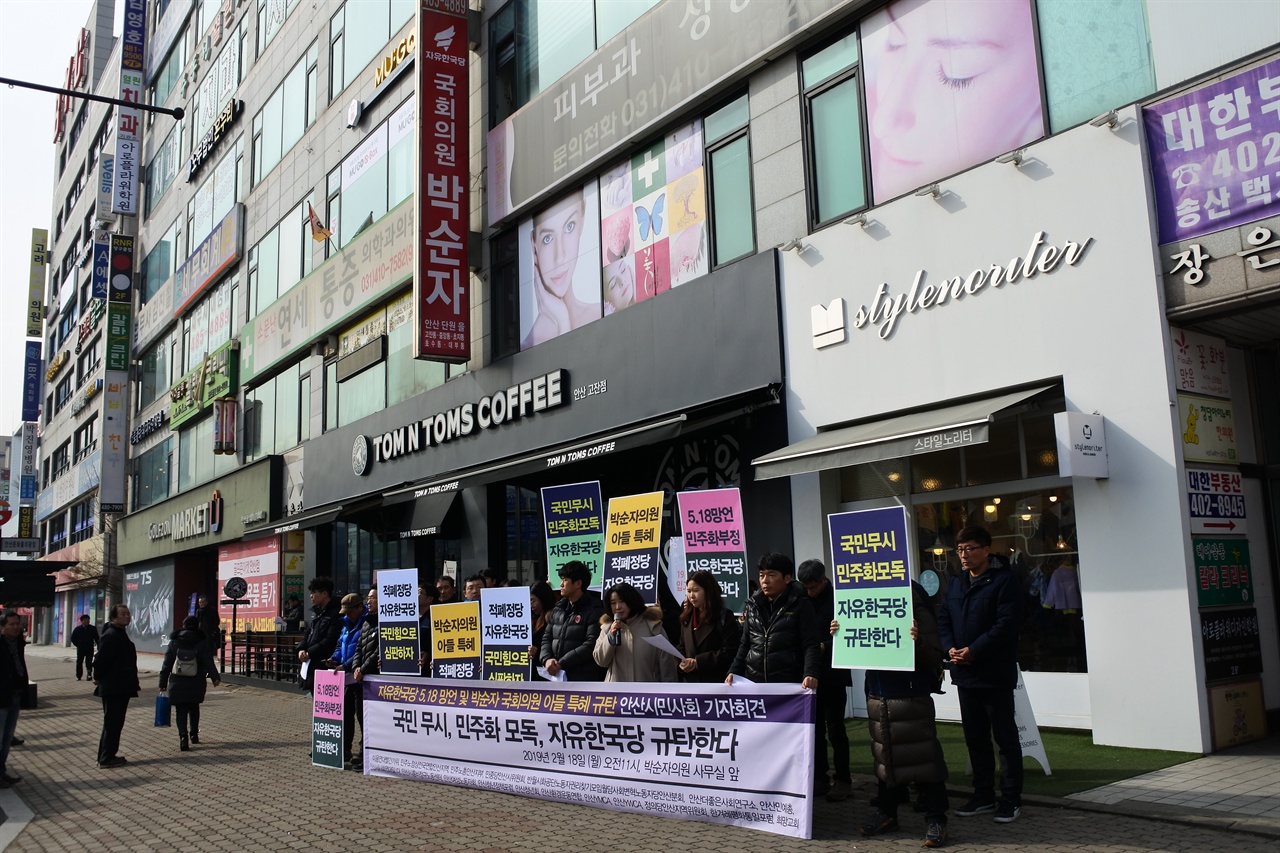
[2,644,1277,853]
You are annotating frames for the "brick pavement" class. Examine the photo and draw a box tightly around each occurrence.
[2,649,1277,853]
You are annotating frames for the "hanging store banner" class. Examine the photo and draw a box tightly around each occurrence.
[96,138,116,221]
[105,303,132,373]
[218,537,280,632]
[112,0,147,215]
[1193,538,1254,608]
[540,481,605,583]
[413,0,471,363]
[27,229,47,337]
[173,204,243,316]
[1187,467,1248,535]
[362,678,815,838]
[1170,327,1231,399]
[677,488,748,614]
[377,568,421,675]
[1199,606,1263,681]
[1177,394,1238,464]
[827,506,914,671]
[169,340,240,428]
[312,669,346,769]
[1145,57,1280,244]
[108,235,135,303]
[91,230,111,299]
[602,491,664,603]
[21,343,42,423]
[430,600,481,679]
[480,586,530,681]
[98,373,129,513]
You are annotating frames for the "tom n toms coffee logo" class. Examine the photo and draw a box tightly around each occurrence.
[353,369,567,475]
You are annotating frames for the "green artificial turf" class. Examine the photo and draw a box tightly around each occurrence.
[842,719,1199,799]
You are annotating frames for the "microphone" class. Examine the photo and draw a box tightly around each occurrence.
[608,613,622,646]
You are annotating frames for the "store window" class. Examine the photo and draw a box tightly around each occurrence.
[490,228,521,361]
[328,0,414,97]
[144,119,183,216]
[73,415,99,463]
[150,25,187,106]
[704,95,754,265]
[50,440,71,482]
[47,514,68,552]
[336,98,412,247]
[327,522,416,596]
[503,485,544,585]
[54,375,74,415]
[187,140,242,248]
[131,438,172,511]
[76,338,101,386]
[251,43,319,187]
[177,416,236,492]
[1036,0,1155,132]
[248,200,314,317]
[801,33,868,226]
[839,394,1086,673]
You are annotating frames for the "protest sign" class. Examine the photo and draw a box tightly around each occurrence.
[602,492,664,602]
[827,506,913,670]
[482,586,531,681]
[542,482,606,587]
[312,669,345,769]
[677,488,748,613]
[377,568,420,675]
[431,601,482,679]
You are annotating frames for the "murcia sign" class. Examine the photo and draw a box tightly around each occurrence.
[834,231,1094,341]
[353,369,567,475]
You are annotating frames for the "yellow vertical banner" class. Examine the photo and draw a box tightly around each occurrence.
[431,601,481,679]
[602,491,664,603]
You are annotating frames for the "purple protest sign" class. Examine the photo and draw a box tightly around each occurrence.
[1144,58,1280,245]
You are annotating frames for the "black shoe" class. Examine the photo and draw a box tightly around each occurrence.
[923,821,948,848]
[180,736,190,752]
[859,809,899,837]
[98,757,128,769]
[10,737,23,746]
[190,733,200,744]
[994,802,1021,823]
[1,771,21,784]
[813,777,831,797]
[955,796,996,816]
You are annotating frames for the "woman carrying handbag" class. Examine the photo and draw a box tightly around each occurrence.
[158,616,221,751]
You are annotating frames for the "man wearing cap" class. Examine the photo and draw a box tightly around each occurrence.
[326,592,368,767]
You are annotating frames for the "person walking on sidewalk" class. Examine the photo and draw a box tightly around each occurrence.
[798,559,853,802]
[159,616,221,752]
[94,604,139,769]
[71,614,99,681]
[0,611,29,788]
[938,525,1024,823]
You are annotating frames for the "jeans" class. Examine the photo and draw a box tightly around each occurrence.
[175,703,201,738]
[957,686,1023,804]
[98,695,131,764]
[814,683,851,784]
[76,648,95,680]
[0,695,20,773]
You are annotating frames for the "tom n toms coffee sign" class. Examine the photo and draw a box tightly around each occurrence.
[352,369,568,475]
[849,232,1093,340]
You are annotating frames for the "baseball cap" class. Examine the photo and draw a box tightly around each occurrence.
[340,593,363,613]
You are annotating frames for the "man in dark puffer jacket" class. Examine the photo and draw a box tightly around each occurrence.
[727,552,822,687]
[540,561,606,681]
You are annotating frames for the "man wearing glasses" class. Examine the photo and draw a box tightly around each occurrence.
[937,525,1024,824]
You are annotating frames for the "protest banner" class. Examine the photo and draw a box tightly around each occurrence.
[827,506,913,670]
[482,586,531,681]
[602,491,664,602]
[362,678,815,838]
[377,568,420,675]
[312,669,345,769]
[541,481,605,588]
[431,601,481,679]
[677,488,748,613]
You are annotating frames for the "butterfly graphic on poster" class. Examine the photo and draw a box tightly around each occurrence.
[636,194,665,242]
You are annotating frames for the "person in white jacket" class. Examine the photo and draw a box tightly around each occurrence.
[593,582,678,683]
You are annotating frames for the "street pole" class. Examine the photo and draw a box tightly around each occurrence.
[0,76,185,120]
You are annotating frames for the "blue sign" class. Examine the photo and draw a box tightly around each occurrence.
[21,342,42,422]
[20,475,36,501]
[91,232,110,299]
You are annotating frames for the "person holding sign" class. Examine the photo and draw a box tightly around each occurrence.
[593,582,678,682]
[726,553,823,688]
[838,581,950,848]
[798,559,853,803]
[540,561,606,681]
[675,571,740,683]
[937,526,1024,824]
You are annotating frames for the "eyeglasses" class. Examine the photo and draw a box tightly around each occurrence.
[955,545,987,554]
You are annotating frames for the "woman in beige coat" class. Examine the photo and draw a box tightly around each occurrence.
[593,582,678,682]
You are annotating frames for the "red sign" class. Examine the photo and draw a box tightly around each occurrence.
[53,28,91,142]
[414,0,470,363]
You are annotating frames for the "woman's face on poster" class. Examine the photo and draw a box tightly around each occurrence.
[531,193,586,298]
[605,258,635,311]
[865,0,1042,201]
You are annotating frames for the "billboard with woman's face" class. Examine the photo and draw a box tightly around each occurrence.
[863,0,1044,203]
[519,181,603,350]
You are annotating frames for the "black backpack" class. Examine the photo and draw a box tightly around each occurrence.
[173,645,200,678]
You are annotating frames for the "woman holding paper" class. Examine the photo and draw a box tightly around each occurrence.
[593,583,678,683]
[675,571,741,683]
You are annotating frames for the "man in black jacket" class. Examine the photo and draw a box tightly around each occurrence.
[540,561,605,681]
[296,577,342,693]
[727,552,822,687]
[798,559,852,802]
[938,525,1024,824]
[0,611,28,786]
[70,614,99,681]
[94,604,139,769]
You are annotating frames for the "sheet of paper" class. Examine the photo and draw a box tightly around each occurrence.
[300,660,310,681]
[729,673,754,685]
[640,633,684,660]
[536,666,567,682]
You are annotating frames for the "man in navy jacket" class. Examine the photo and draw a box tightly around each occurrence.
[937,525,1024,824]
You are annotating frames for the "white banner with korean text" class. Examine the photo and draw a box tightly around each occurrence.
[361,678,815,838]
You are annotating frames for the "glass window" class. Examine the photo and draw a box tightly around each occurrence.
[705,96,753,265]
[245,376,277,462]
[330,0,413,95]
[388,301,450,405]
[153,27,187,105]
[137,331,175,411]
[803,35,866,225]
[340,123,389,245]
[490,229,521,360]
[595,0,658,43]
[275,361,301,451]
[251,199,312,316]
[258,0,301,56]
[251,44,317,187]
[1037,0,1155,132]
[70,498,95,544]
[338,362,386,427]
[140,220,179,303]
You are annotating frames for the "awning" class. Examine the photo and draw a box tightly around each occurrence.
[392,492,459,540]
[752,386,1053,481]
[243,506,345,541]
[383,414,688,503]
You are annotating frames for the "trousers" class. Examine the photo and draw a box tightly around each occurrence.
[98,695,131,764]
[958,686,1023,804]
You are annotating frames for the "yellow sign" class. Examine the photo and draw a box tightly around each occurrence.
[1209,679,1267,750]
[375,33,415,86]
[605,492,663,552]
[431,600,480,660]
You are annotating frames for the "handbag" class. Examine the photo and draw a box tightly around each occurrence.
[154,691,172,727]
